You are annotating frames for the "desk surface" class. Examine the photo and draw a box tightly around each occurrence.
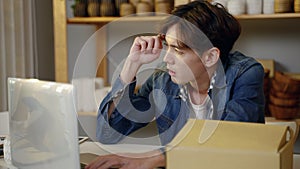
[80,141,163,155]
[1,117,300,168]
[79,141,300,169]
[1,141,300,169]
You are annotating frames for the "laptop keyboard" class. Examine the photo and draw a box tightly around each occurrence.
[80,162,86,169]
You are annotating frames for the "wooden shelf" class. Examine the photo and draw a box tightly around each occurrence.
[68,16,118,24]
[67,15,168,24]
[55,0,300,84]
[236,13,300,20]
[67,13,300,24]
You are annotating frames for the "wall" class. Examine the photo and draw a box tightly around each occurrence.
[67,25,97,80]
[235,18,300,73]
[67,18,300,84]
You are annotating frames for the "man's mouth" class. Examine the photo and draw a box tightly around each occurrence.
[168,69,176,76]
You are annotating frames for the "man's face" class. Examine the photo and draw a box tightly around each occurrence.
[163,24,208,86]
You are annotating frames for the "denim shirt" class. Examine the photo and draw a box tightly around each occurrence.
[96,51,265,145]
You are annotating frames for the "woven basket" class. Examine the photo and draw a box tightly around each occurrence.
[136,2,152,15]
[269,104,300,119]
[100,2,115,16]
[269,94,300,107]
[74,3,87,17]
[274,71,300,85]
[87,2,100,16]
[270,89,299,99]
[155,2,172,14]
[272,71,300,93]
[295,0,300,12]
[120,3,135,16]
[274,0,292,13]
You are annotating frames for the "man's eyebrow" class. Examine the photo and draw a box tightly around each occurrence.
[164,40,180,49]
[161,35,184,49]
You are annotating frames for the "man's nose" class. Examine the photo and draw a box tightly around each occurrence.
[163,51,174,64]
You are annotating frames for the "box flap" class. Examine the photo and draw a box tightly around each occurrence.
[167,120,289,153]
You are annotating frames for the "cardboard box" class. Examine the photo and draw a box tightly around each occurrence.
[266,117,300,144]
[166,120,294,169]
[256,59,275,77]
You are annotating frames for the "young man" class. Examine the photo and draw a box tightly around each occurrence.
[86,1,265,168]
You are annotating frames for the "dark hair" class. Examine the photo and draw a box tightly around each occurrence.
[160,0,241,63]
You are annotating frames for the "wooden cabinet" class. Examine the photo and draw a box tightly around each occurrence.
[53,0,300,83]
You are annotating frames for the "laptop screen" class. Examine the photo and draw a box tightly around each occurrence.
[7,78,80,169]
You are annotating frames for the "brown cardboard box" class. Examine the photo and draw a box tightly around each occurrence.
[266,117,300,143]
[166,119,294,169]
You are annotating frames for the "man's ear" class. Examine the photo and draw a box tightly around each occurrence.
[202,47,220,67]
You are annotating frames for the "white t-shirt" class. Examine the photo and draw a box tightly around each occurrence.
[189,95,210,119]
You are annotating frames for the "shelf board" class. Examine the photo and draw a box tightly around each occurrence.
[67,15,168,24]
[235,13,300,20]
[67,13,300,24]
[68,16,118,24]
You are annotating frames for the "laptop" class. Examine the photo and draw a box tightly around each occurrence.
[7,78,95,169]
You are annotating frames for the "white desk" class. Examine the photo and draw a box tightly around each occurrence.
[1,114,300,168]
[1,143,300,169]
[79,141,300,169]
[80,141,163,155]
